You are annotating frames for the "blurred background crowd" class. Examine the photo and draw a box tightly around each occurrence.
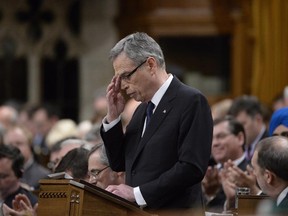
[0,0,287,215]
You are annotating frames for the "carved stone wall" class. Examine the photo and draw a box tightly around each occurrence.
[0,0,118,121]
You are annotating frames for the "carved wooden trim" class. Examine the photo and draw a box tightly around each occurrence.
[70,190,80,204]
[69,190,81,216]
[39,191,67,198]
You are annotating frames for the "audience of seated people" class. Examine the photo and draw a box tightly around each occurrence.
[221,136,288,215]
[218,106,288,213]
[203,116,248,213]
[0,91,287,215]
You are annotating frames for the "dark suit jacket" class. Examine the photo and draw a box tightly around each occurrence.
[4,186,38,208]
[101,77,213,210]
[246,130,269,163]
[273,192,288,214]
[22,159,51,190]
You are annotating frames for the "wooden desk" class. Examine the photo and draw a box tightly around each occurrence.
[237,194,270,216]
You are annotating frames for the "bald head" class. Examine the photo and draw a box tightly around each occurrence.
[0,106,18,130]
[255,136,288,181]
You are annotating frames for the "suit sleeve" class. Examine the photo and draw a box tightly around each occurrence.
[100,121,126,171]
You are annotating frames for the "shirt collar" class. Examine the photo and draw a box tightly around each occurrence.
[277,186,288,206]
[247,125,266,153]
[217,153,246,169]
[24,157,34,170]
[233,153,246,166]
[150,74,173,108]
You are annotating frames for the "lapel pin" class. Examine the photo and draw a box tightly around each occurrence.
[163,110,166,113]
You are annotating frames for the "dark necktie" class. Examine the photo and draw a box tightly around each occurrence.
[146,101,155,126]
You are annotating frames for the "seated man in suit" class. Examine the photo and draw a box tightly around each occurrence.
[203,116,249,213]
[0,144,38,209]
[222,136,288,214]
[48,138,85,172]
[88,143,125,189]
[3,125,51,190]
[2,194,37,216]
[228,95,269,162]
[54,147,90,181]
[251,136,288,214]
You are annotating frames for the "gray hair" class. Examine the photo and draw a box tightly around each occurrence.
[88,143,109,166]
[109,32,165,69]
[60,138,86,148]
[256,136,288,181]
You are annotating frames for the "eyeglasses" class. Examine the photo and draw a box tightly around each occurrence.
[272,131,288,137]
[119,59,147,81]
[89,166,109,179]
[213,132,232,140]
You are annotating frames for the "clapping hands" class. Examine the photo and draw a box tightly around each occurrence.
[2,194,37,216]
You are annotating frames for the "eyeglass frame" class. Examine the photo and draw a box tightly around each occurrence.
[213,132,233,140]
[119,59,147,81]
[89,166,110,179]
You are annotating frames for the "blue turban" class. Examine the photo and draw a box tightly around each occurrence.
[269,107,288,136]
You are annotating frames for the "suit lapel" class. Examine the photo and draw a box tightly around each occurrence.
[278,192,288,208]
[131,77,180,167]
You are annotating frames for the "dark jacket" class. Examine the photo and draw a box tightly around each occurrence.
[101,77,213,210]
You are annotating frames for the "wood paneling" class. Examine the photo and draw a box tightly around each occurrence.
[115,0,251,102]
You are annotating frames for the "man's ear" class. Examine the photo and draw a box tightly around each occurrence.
[264,169,275,184]
[237,131,245,147]
[254,113,263,124]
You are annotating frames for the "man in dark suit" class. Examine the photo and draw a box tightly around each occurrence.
[101,32,213,214]
[4,125,51,190]
[228,95,269,162]
[0,144,38,209]
[251,136,288,214]
[203,116,249,212]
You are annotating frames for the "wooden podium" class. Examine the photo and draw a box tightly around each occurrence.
[37,179,156,216]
